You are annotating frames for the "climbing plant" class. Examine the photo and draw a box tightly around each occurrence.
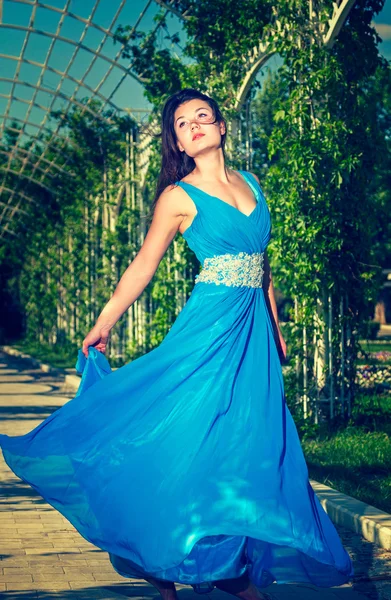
[0,0,390,421]
[115,0,390,420]
[262,0,389,422]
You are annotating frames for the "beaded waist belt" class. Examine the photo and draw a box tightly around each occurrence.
[195,251,264,288]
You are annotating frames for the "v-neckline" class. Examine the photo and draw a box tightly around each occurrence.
[180,171,260,219]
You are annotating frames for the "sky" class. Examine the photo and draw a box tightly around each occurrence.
[0,0,390,133]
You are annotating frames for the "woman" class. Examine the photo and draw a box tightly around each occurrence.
[0,88,353,600]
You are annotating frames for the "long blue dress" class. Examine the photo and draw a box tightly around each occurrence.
[0,171,354,592]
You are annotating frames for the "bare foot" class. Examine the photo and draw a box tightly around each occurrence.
[144,574,179,600]
[214,577,273,600]
[236,582,273,600]
[239,581,272,600]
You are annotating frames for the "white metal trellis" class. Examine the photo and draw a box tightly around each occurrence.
[0,0,357,242]
[0,148,73,177]
[0,0,164,238]
[235,0,357,112]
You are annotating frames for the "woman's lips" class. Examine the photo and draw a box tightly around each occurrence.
[192,133,205,141]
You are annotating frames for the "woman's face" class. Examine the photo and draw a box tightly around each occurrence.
[174,98,225,158]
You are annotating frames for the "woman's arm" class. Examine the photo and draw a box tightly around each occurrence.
[82,185,186,355]
[263,251,287,360]
[97,186,186,328]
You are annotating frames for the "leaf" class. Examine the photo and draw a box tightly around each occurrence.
[274,109,286,122]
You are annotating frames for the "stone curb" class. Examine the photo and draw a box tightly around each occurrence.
[0,344,81,394]
[1,344,391,552]
[1,344,66,376]
[310,480,391,551]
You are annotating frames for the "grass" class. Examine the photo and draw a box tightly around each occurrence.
[359,341,391,353]
[357,339,391,365]
[300,380,391,514]
[11,339,78,369]
[302,424,391,514]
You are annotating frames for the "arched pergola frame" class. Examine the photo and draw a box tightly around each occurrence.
[1,185,40,207]
[0,110,83,156]
[0,0,161,235]
[0,0,357,239]
[0,166,54,194]
[234,0,357,112]
[0,148,74,178]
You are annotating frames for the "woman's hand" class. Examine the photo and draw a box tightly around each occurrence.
[82,324,112,358]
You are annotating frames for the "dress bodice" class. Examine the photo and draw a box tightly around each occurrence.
[175,170,272,265]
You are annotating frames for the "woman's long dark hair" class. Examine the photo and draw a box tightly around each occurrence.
[148,88,227,219]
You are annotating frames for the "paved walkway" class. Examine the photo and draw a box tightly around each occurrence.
[0,350,390,600]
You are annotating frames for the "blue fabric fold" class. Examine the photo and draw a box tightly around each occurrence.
[74,347,112,397]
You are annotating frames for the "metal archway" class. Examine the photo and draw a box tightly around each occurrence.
[235,0,358,111]
[0,148,73,177]
[0,0,166,238]
[0,0,358,239]
[1,186,40,206]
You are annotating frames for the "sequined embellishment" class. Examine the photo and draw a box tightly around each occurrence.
[195,251,264,288]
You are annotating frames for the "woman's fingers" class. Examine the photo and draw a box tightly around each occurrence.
[82,332,98,357]
[82,326,111,357]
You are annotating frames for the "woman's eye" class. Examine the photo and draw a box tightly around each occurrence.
[179,122,186,128]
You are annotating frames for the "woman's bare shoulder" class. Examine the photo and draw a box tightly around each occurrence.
[156,181,193,218]
[248,172,260,184]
